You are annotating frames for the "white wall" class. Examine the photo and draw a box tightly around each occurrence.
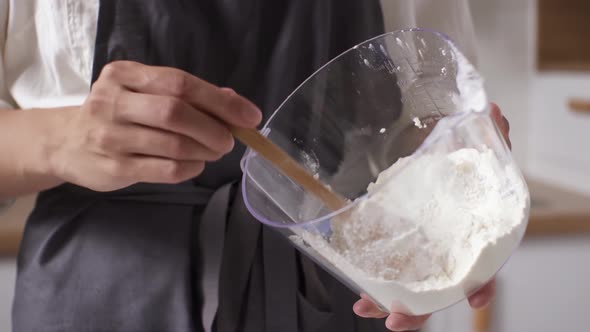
[469,0,535,167]
[469,0,590,196]
[381,0,533,166]
[528,73,590,195]
[423,237,590,332]
[494,237,590,331]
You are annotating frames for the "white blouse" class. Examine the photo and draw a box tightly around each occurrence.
[0,0,477,110]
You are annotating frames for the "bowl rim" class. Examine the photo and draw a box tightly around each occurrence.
[240,28,497,229]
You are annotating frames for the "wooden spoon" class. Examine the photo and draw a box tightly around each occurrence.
[231,127,347,212]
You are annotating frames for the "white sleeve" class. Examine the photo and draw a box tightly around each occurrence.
[381,0,479,66]
[0,0,15,109]
[0,0,16,212]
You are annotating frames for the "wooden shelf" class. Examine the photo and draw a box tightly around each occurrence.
[0,195,34,257]
[569,99,590,114]
[0,229,23,258]
[538,0,590,72]
[526,179,590,237]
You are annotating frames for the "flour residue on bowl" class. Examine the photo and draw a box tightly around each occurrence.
[292,145,528,313]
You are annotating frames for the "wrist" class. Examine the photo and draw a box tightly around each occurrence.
[20,107,71,188]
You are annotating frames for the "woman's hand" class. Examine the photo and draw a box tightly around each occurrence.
[48,61,262,191]
[352,104,510,331]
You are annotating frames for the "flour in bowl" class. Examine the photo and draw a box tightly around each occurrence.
[292,145,529,314]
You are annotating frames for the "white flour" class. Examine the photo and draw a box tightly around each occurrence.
[292,145,528,315]
[413,117,427,129]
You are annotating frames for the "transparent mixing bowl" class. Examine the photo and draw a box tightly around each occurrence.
[240,29,530,315]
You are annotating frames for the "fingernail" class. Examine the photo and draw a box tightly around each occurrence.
[353,302,371,317]
[386,315,406,331]
[221,87,262,126]
[241,105,262,126]
[470,296,489,309]
[353,302,366,315]
[354,301,384,318]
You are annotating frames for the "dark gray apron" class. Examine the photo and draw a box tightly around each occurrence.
[13,1,392,331]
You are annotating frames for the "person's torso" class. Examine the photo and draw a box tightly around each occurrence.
[12,2,387,331]
[5,0,386,187]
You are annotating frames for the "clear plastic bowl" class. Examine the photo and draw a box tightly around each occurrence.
[240,29,530,315]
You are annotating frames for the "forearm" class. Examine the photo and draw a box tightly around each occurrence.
[0,107,70,200]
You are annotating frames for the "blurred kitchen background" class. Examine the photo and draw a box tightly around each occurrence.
[1,0,589,331]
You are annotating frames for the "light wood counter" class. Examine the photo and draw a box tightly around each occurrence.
[526,179,590,237]
[0,195,34,257]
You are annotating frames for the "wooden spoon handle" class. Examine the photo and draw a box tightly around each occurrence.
[232,127,347,212]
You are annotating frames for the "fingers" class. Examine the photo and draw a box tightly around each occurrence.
[67,61,260,192]
[353,296,389,319]
[98,155,206,187]
[490,103,512,149]
[114,91,235,154]
[98,61,262,128]
[130,157,205,185]
[353,295,431,331]
[91,124,223,162]
[385,313,431,332]
[356,279,496,332]
[468,279,496,309]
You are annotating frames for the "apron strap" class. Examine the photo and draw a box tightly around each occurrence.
[216,188,262,332]
[199,183,234,332]
[263,227,298,332]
